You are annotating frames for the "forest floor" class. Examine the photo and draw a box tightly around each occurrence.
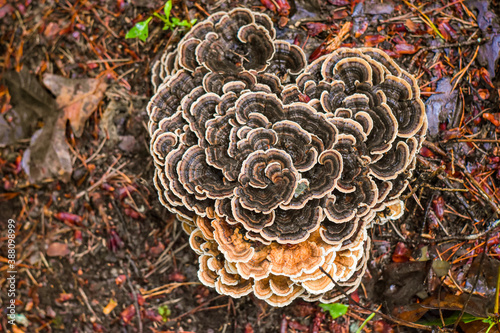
[1,0,500,332]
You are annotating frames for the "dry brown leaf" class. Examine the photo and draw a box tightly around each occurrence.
[43,74,107,138]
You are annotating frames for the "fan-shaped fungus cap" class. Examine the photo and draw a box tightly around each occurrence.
[148,8,427,306]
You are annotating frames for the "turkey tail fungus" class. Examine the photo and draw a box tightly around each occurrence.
[148,8,427,306]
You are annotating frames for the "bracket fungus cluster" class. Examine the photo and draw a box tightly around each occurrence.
[147,8,427,306]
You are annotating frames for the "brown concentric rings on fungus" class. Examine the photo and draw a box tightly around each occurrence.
[148,8,427,306]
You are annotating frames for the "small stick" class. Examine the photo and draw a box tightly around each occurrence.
[408,38,487,72]
[125,264,143,333]
[453,234,490,330]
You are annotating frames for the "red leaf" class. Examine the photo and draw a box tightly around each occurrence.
[432,196,445,221]
[149,241,165,257]
[373,320,395,333]
[392,242,411,263]
[483,113,500,127]
[144,309,163,322]
[419,146,435,158]
[364,35,386,47]
[353,21,368,38]
[244,323,254,333]
[168,271,187,282]
[394,43,417,55]
[275,0,291,16]
[309,43,327,62]
[115,275,127,286]
[54,212,82,226]
[120,304,136,324]
[332,9,348,19]
[56,293,73,303]
[260,0,277,12]
[305,22,330,37]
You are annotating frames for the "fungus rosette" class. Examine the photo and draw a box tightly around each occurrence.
[147,8,427,306]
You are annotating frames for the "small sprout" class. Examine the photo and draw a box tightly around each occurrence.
[125,17,152,42]
[319,303,349,320]
[158,304,171,322]
[126,0,196,42]
[163,0,172,20]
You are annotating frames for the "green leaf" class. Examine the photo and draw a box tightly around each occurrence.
[125,17,152,42]
[177,19,193,27]
[164,0,173,21]
[319,303,349,320]
[158,305,171,322]
[162,21,173,30]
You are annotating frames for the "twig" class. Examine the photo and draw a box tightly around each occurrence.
[75,160,127,199]
[125,264,143,333]
[453,233,490,331]
[451,45,480,93]
[402,0,444,40]
[169,295,227,321]
[84,137,107,163]
[409,38,486,72]
[78,287,99,321]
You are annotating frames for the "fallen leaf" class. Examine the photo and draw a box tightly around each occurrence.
[482,112,500,127]
[4,68,55,119]
[42,74,107,138]
[364,35,386,47]
[392,242,411,263]
[353,17,368,38]
[378,261,428,307]
[12,325,25,333]
[103,298,118,315]
[46,242,69,257]
[460,320,500,333]
[363,0,395,15]
[22,116,72,183]
[149,241,165,257]
[56,293,74,303]
[2,69,56,146]
[394,43,418,54]
[44,22,61,39]
[468,0,500,79]
[115,275,127,285]
[0,3,14,18]
[120,304,136,324]
[431,259,450,277]
[404,19,419,32]
[244,323,254,333]
[304,22,330,37]
[425,77,459,138]
[478,89,490,100]
[54,212,83,226]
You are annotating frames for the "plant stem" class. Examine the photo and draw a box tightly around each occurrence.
[495,264,500,315]
[356,312,375,333]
